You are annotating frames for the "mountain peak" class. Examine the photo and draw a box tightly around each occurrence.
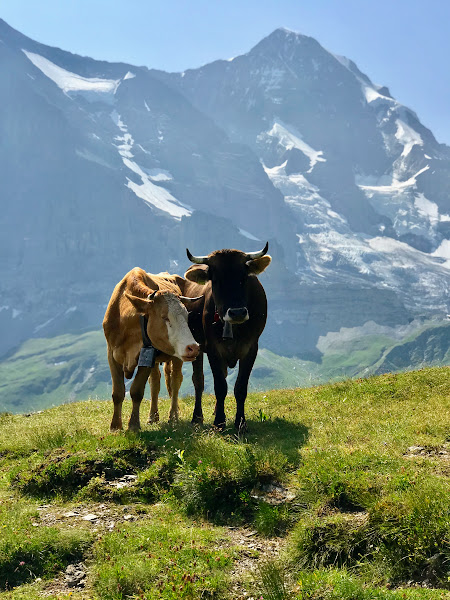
[248,27,326,64]
[260,27,312,44]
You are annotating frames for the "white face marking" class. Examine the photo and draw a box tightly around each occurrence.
[164,295,197,360]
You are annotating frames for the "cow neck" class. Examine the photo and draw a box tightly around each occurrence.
[140,315,160,351]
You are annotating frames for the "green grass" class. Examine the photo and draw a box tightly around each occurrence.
[294,569,449,600]
[92,504,235,599]
[0,367,449,598]
[0,499,91,589]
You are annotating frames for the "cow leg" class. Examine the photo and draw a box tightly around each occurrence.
[128,366,151,432]
[108,347,125,431]
[234,343,258,432]
[191,352,204,424]
[167,358,183,422]
[148,365,161,424]
[208,352,228,429]
[163,360,173,399]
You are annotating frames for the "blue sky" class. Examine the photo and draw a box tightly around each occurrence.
[2,0,449,144]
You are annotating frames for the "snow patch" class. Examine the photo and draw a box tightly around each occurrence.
[238,228,261,241]
[363,86,394,104]
[146,169,173,182]
[432,240,450,262]
[65,306,77,315]
[414,193,439,223]
[265,122,326,172]
[111,112,191,219]
[23,50,120,102]
[264,161,346,231]
[395,119,423,157]
[358,165,429,193]
[34,317,56,333]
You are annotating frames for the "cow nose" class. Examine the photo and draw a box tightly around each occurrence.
[184,343,200,360]
[227,307,249,322]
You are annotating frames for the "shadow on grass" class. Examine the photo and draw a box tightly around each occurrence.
[134,417,309,467]
[246,417,309,466]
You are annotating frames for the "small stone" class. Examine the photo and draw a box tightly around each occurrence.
[83,514,98,521]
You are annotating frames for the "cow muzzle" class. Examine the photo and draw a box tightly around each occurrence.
[182,342,200,362]
[224,307,249,324]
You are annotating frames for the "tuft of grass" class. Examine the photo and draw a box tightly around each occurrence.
[288,474,450,587]
[258,559,289,600]
[9,433,156,500]
[172,432,288,523]
[289,512,372,571]
[255,502,292,537]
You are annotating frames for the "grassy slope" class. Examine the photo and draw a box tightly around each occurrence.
[1,321,449,414]
[0,367,449,599]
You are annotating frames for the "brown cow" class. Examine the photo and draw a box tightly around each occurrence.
[103,267,201,431]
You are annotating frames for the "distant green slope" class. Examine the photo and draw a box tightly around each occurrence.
[0,332,110,413]
[1,321,449,414]
[373,322,450,374]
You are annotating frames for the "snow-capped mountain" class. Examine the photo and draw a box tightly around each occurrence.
[1,21,449,368]
[155,28,450,313]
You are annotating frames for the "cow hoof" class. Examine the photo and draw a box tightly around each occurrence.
[110,421,123,432]
[191,414,204,425]
[148,413,160,424]
[213,418,226,431]
[127,423,141,433]
[168,414,179,423]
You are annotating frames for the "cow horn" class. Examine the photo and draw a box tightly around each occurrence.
[147,290,158,300]
[179,295,204,301]
[243,242,269,260]
[186,248,209,264]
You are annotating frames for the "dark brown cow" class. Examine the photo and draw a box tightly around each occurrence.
[184,243,271,431]
[103,267,201,431]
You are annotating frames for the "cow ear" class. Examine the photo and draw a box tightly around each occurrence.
[125,293,152,314]
[247,255,272,275]
[184,265,210,285]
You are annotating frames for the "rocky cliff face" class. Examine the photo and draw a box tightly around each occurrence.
[1,21,449,365]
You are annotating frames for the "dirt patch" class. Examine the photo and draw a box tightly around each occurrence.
[42,562,87,597]
[404,445,450,459]
[250,482,295,505]
[35,500,148,531]
[223,527,284,599]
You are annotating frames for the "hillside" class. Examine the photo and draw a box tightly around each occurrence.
[0,368,449,599]
[2,321,449,414]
